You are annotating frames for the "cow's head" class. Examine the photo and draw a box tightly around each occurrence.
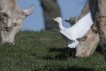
[75,25,99,57]
[0,5,34,44]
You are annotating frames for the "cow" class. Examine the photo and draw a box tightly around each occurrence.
[89,0,106,62]
[65,0,100,57]
[0,0,34,44]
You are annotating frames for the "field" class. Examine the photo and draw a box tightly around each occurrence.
[0,31,106,71]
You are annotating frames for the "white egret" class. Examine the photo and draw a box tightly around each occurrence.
[52,12,93,48]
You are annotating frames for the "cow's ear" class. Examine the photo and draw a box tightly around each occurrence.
[23,5,34,16]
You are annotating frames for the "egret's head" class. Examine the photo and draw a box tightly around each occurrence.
[52,17,62,24]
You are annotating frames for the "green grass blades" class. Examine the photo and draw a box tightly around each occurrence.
[0,30,106,71]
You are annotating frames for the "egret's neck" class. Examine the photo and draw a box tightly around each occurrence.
[57,21,65,30]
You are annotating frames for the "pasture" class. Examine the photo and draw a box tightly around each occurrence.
[0,31,106,71]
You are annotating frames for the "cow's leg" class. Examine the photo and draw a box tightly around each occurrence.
[101,37,106,62]
[96,0,106,62]
[98,16,106,62]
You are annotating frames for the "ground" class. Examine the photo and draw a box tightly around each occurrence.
[0,31,105,71]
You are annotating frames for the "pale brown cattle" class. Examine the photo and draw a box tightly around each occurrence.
[0,0,34,44]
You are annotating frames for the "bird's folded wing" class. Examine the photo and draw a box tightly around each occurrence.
[68,12,93,38]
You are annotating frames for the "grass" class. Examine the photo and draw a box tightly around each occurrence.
[0,30,106,71]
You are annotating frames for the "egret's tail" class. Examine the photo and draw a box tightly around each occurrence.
[68,40,79,48]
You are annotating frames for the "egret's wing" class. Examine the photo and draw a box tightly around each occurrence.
[68,12,93,38]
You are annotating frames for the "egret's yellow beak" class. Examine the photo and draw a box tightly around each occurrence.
[52,18,56,20]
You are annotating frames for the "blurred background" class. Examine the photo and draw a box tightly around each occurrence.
[18,0,86,31]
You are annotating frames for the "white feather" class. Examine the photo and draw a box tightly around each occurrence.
[53,12,93,48]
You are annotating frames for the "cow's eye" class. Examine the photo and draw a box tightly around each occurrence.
[14,23,17,26]
[2,13,8,17]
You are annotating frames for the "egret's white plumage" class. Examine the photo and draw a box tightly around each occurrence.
[52,12,93,48]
